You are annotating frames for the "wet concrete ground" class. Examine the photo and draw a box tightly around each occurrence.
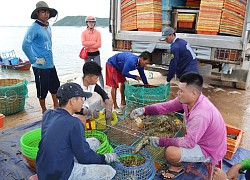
[2,70,250,149]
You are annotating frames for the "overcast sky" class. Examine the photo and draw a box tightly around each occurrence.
[0,0,110,26]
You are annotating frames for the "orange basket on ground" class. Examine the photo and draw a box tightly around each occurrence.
[224,124,244,160]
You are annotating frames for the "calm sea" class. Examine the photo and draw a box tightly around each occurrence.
[0,26,117,83]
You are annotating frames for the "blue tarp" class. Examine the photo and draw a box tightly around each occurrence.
[0,121,41,179]
[154,148,250,180]
[0,120,250,180]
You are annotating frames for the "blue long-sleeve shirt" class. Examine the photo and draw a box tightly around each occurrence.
[36,108,106,180]
[107,52,148,84]
[167,38,198,82]
[22,21,55,69]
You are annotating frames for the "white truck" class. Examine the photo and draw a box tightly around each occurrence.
[109,0,250,89]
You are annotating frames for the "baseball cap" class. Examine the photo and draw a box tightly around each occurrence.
[56,83,92,101]
[159,27,175,41]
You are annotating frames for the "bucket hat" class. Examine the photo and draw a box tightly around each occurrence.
[31,1,58,19]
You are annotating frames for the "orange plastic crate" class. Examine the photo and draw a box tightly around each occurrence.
[226,124,244,151]
[224,124,244,160]
[224,150,235,160]
[196,30,218,35]
[138,28,161,32]
[178,21,195,29]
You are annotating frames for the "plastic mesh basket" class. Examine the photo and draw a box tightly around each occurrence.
[124,81,170,103]
[85,130,113,154]
[112,145,156,180]
[20,128,41,160]
[97,113,183,164]
[124,82,170,117]
[0,79,28,115]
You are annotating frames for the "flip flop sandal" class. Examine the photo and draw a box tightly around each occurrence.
[160,166,184,179]
[113,108,123,115]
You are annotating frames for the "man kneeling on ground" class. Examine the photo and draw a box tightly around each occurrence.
[130,73,227,179]
[36,83,118,180]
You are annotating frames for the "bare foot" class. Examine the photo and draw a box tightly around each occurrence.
[161,166,184,179]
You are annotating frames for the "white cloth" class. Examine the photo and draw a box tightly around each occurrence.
[86,137,101,152]
[68,138,116,180]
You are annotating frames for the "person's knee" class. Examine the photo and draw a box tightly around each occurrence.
[165,146,181,162]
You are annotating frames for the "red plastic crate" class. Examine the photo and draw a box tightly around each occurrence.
[178,21,195,29]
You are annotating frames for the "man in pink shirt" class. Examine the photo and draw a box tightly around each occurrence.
[130,72,227,179]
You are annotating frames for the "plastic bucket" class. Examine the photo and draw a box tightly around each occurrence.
[0,114,4,128]
[20,128,41,159]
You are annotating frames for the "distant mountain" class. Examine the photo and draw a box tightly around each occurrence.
[53,16,109,26]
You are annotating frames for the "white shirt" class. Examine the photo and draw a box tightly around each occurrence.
[74,75,96,108]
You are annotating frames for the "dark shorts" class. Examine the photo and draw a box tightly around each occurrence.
[32,67,60,99]
[105,63,126,88]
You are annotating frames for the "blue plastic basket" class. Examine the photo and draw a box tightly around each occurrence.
[112,145,156,180]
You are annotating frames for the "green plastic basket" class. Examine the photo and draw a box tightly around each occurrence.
[0,79,28,115]
[20,128,41,160]
[85,130,113,154]
[124,82,170,103]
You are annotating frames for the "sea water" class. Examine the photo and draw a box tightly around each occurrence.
[0,26,117,83]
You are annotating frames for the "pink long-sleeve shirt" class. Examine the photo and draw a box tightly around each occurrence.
[81,28,101,53]
[144,93,227,164]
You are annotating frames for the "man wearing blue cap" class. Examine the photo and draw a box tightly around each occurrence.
[36,82,118,180]
[160,27,199,84]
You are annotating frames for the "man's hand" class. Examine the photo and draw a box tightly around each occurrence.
[35,57,45,65]
[104,99,112,126]
[136,76,142,81]
[148,136,159,147]
[213,167,228,180]
[104,153,119,164]
[104,99,112,119]
[130,107,145,119]
[227,163,242,180]
[82,109,100,118]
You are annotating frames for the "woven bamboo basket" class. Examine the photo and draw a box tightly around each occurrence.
[0,79,28,115]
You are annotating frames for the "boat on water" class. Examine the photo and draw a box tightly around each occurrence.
[0,50,31,70]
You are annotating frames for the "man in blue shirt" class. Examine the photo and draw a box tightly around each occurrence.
[22,1,60,114]
[106,51,151,114]
[160,27,199,84]
[36,82,118,180]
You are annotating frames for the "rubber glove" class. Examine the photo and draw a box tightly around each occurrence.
[130,107,145,119]
[148,136,159,147]
[35,57,45,65]
[104,99,112,119]
[83,109,100,118]
[104,153,119,164]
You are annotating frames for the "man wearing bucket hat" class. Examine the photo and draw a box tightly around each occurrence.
[22,1,60,114]
[36,83,118,180]
[160,27,198,84]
